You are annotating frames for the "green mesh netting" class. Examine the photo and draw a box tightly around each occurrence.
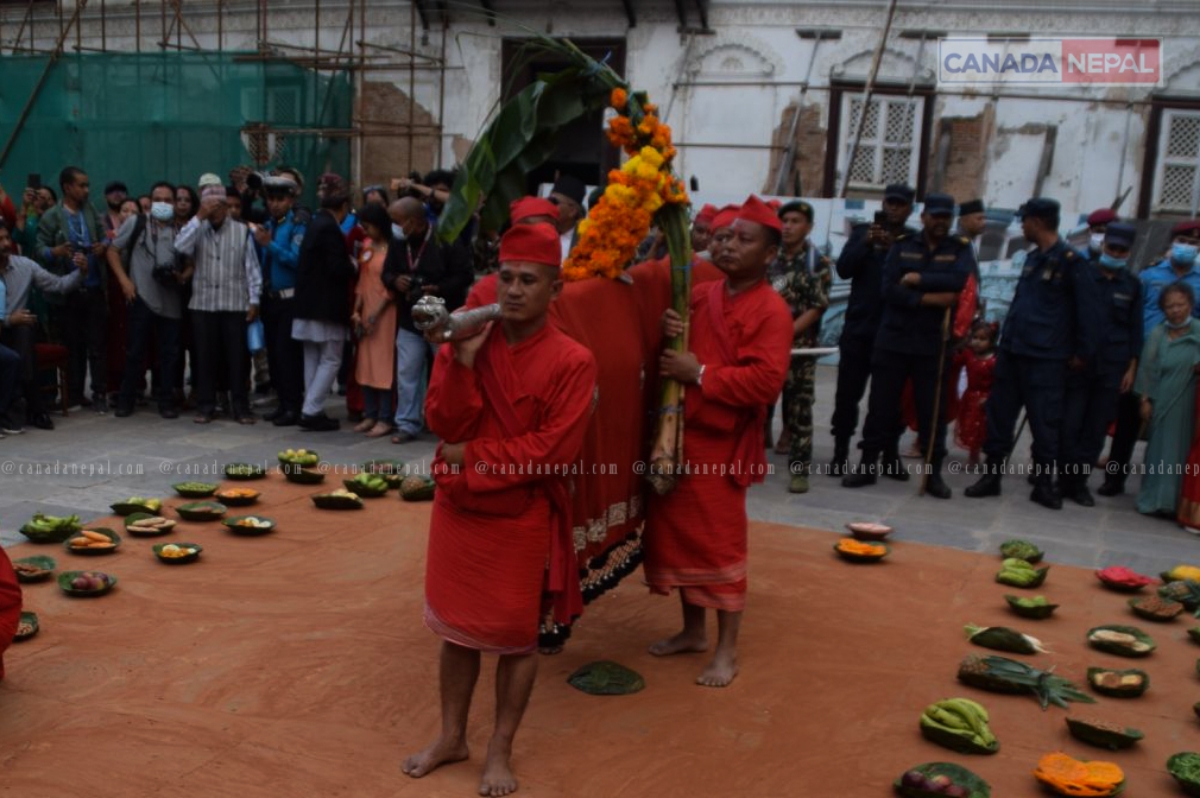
[0,52,351,206]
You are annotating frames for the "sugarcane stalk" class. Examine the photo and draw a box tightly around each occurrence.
[646,203,694,495]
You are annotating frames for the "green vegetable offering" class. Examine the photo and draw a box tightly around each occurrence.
[965,624,1047,655]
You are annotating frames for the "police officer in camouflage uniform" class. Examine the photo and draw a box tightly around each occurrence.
[842,193,973,498]
[768,200,832,493]
[830,183,917,476]
[965,197,1099,509]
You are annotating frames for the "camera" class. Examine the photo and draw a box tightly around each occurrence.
[406,275,427,302]
[152,264,181,286]
[874,210,888,226]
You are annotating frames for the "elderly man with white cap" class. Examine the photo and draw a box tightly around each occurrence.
[174,173,262,425]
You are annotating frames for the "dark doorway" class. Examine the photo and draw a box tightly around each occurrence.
[501,37,626,196]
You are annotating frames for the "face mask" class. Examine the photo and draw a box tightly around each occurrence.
[1098,253,1128,271]
[1172,242,1199,267]
[391,223,406,242]
[151,202,174,222]
[1167,318,1192,330]
[1089,233,1104,253]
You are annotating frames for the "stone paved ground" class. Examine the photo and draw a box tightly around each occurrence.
[3,365,1197,576]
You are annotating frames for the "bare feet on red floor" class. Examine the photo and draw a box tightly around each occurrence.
[696,649,738,688]
[401,736,469,779]
[479,742,518,797]
[648,630,709,657]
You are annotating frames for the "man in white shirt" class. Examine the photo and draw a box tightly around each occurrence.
[549,175,586,263]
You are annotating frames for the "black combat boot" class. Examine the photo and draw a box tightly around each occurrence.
[1097,475,1125,497]
[1067,474,1095,507]
[841,451,879,488]
[1030,474,1063,510]
[830,437,850,477]
[964,459,1003,498]
[924,456,952,499]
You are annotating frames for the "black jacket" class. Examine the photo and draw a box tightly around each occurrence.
[381,224,474,333]
[836,222,918,343]
[294,209,355,325]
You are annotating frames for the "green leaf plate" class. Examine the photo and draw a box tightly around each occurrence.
[343,478,389,497]
[221,515,276,536]
[282,464,326,485]
[153,542,203,564]
[224,463,266,480]
[999,539,1045,563]
[1128,596,1185,622]
[833,540,890,563]
[1087,666,1149,698]
[19,521,80,544]
[58,570,117,597]
[278,451,320,467]
[13,555,56,583]
[1167,752,1200,797]
[312,493,364,510]
[14,611,38,642]
[123,513,177,537]
[893,761,991,797]
[1087,625,1156,658]
[110,500,162,516]
[918,723,1000,756]
[566,660,645,696]
[171,482,218,498]
[214,488,261,507]
[63,528,121,556]
[175,502,227,522]
[1004,595,1059,619]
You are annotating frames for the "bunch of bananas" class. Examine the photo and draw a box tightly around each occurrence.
[996,557,1047,587]
[28,512,81,533]
[920,698,999,755]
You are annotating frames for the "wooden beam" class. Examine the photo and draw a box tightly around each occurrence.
[621,0,637,28]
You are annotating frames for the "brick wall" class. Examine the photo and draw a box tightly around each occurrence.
[358,80,440,194]
[766,103,826,197]
[937,105,993,203]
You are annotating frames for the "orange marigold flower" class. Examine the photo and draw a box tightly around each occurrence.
[611,88,628,110]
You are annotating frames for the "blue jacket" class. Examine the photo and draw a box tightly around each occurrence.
[1139,258,1200,334]
[1000,239,1098,362]
[260,208,307,292]
[875,231,974,356]
[1080,258,1143,374]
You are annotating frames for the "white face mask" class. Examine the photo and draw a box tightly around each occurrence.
[391,223,406,242]
[1089,233,1104,253]
[151,202,174,222]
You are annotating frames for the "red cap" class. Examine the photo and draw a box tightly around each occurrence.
[694,204,718,226]
[711,204,741,231]
[499,222,561,268]
[766,198,783,212]
[510,196,559,224]
[736,195,783,232]
[1087,208,1118,226]
[1173,219,1200,237]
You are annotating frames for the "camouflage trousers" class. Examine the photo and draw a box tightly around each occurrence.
[784,355,817,474]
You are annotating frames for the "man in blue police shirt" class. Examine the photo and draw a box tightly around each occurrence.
[965,197,1099,509]
[830,183,917,476]
[842,193,973,498]
[1057,222,1142,507]
[254,176,309,427]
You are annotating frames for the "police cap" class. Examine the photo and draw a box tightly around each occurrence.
[884,183,915,204]
[923,193,955,216]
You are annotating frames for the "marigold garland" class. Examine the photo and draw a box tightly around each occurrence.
[561,87,689,282]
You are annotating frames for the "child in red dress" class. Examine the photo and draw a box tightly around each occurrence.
[954,321,998,466]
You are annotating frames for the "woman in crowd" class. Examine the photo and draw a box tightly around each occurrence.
[1136,282,1200,516]
[350,202,397,437]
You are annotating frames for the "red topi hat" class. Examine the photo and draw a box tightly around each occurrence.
[1087,208,1118,226]
[736,195,784,232]
[766,198,783,212]
[694,204,718,226]
[711,204,741,231]
[510,196,559,224]
[499,222,561,268]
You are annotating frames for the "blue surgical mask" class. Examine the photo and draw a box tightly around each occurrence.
[1167,318,1193,330]
[1173,242,1199,267]
[391,223,406,242]
[1098,253,1128,271]
[150,202,174,222]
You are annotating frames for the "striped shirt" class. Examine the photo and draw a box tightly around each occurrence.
[1,254,84,319]
[175,216,262,313]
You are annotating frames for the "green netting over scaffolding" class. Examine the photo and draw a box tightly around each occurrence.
[0,52,352,204]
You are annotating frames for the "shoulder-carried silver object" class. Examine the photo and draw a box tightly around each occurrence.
[412,295,502,342]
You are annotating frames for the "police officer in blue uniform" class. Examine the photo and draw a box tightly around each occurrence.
[254,176,309,427]
[1058,222,1142,507]
[965,197,1099,509]
[830,183,917,475]
[842,193,974,498]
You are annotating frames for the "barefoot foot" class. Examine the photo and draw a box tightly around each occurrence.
[648,631,708,657]
[479,744,518,797]
[695,650,738,687]
[402,736,469,779]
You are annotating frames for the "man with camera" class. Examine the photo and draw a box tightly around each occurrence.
[382,196,473,444]
[107,181,188,419]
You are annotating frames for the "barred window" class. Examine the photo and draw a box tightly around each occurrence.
[1153,109,1200,214]
[838,94,924,192]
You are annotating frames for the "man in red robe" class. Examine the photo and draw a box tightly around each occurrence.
[644,196,792,687]
[0,548,22,680]
[403,222,597,797]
